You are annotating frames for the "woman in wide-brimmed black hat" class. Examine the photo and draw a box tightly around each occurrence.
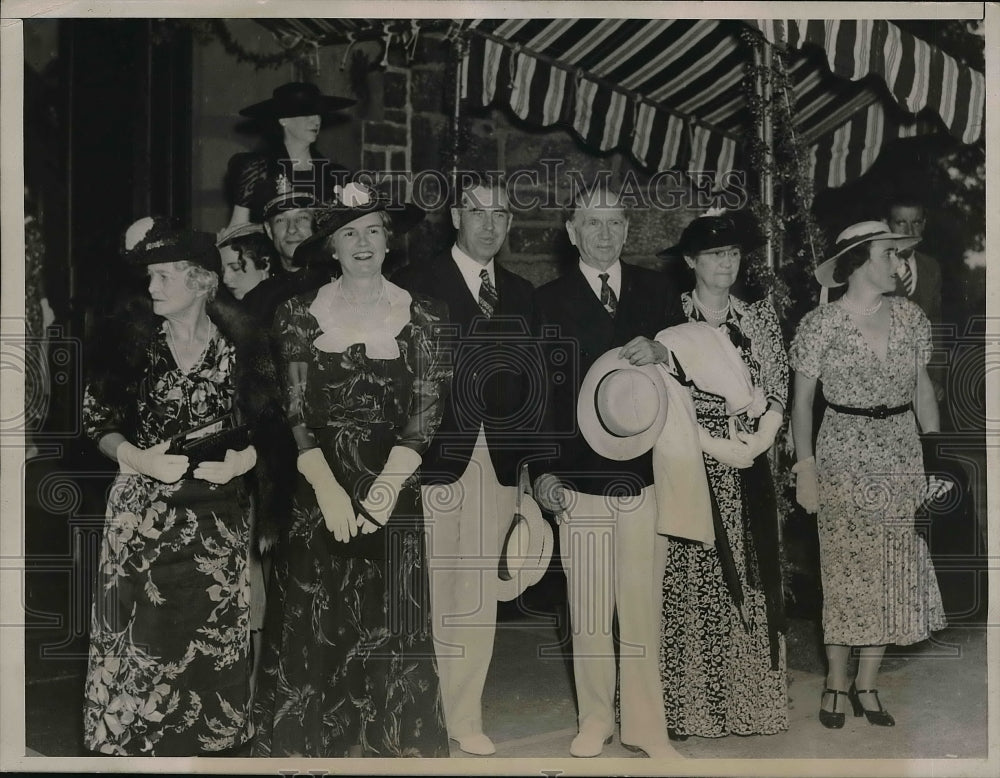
[226,81,356,227]
[252,183,452,757]
[80,217,296,755]
[655,210,791,740]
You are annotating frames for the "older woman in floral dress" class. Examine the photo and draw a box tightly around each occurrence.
[82,218,294,755]
[655,213,789,739]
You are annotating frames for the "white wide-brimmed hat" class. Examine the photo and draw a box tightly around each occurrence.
[814,221,920,288]
[577,350,669,461]
[496,490,554,602]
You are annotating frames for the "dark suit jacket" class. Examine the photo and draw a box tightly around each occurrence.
[533,261,685,496]
[891,249,942,326]
[392,251,543,486]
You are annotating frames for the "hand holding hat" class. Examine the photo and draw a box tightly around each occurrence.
[533,472,568,523]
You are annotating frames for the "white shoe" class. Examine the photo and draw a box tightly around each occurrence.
[569,729,613,758]
[451,732,496,756]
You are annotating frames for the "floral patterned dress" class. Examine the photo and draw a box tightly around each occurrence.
[789,297,946,645]
[81,325,252,756]
[659,294,789,737]
[252,280,451,757]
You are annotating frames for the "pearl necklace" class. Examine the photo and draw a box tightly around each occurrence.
[692,289,730,319]
[339,279,387,315]
[840,295,883,317]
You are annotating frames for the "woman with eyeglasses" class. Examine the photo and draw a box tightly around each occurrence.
[655,212,789,740]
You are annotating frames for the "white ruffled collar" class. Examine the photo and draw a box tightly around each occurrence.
[308,277,412,359]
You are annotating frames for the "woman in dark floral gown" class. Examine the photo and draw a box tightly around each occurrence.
[655,213,789,738]
[252,183,451,757]
[81,218,294,755]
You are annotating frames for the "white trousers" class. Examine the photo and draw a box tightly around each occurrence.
[423,429,517,738]
[560,486,669,748]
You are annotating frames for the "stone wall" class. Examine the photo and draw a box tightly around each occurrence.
[359,33,698,288]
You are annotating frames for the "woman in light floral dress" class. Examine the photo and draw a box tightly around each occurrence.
[790,221,947,729]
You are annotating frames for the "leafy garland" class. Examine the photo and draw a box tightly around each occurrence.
[740,30,833,608]
[740,29,829,333]
[151,19,314,71]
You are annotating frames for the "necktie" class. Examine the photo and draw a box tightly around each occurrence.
[599,273,618,317]
[898,257,915,296]
[478,268,498,317]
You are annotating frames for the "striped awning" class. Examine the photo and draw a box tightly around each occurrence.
[461,18,985,189]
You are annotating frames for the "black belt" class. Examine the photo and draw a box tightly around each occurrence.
[827,401,911,419]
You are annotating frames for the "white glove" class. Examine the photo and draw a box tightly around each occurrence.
[792,456,819,514]
[736,408,783,459]
[357,446,421,534]
[533,472,569,524]
[116,440,188,483]
[193,446,257,485]
[297,448,358,543]
[698,426,755,469]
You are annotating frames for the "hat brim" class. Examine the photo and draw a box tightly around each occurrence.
[815,233,921,288]
[577,350,668,461]
[238,94,356,120]
[293,201,425,264]
[656,231,765,261]
[496,494,554,602]
[216,222,264,248]
[126,231,221,275]
[261,193,320,222]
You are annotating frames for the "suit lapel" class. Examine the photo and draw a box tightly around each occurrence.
[433,253,482,325]
[566,266,615,348]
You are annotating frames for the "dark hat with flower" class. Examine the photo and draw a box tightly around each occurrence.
[293,182,425,263]
[657,208,764,259]
[122,217,221,275]
[239,81,355,120]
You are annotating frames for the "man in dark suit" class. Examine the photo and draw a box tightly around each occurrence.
[392,178,541,756]
[532,185,684,759]
[885,193,945,400]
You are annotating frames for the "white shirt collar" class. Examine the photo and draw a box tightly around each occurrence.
[452,244,495,298]
[578,258,621,300]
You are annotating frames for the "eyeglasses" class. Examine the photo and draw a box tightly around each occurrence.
[697,246,741,261]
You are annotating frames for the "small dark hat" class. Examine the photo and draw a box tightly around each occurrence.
[122,217,220,275]
[293,182,425,263]
[239,81,355,120]
[657,211,763,260]
[258,173,320,221]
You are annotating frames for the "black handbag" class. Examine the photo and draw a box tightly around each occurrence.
[167,414,251,477]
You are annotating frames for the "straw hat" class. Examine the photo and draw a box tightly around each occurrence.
[814,221,921,288]
[577,350,669,461]
[496,491,554,602]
